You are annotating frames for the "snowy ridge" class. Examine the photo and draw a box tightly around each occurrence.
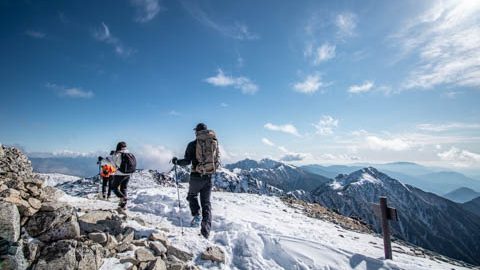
[53,174,474,270]
[36,172,81,187]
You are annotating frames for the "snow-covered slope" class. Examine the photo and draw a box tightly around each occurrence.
[312,167,480,266]
[36,172,81,186]
[49,171,476,270]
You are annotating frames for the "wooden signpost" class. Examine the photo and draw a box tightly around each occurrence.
[372,197,398,260]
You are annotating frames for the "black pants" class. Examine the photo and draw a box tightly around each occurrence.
[186,174,212,237]
[101,176,112,198]
[111,175,130,200]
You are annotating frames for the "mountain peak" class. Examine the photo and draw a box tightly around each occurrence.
[330,167,383,190]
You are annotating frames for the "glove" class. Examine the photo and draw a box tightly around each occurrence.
[171,157,178,165]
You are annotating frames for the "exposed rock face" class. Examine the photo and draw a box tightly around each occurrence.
[200,246,225,263]
[25,205,80,242]
[33,240,105,270]
[78,210,123,235]
[167,245,193,262]
[0,201,20,242]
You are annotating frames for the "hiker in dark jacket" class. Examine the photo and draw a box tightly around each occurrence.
[172,123,220,239]
[112,142,135,210]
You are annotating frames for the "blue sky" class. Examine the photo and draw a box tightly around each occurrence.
[0,0,479,171]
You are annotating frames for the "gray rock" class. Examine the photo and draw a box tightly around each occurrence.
[132,239,149,247]
[88,232,108,244]
[33,240,105,270]
[138,262,149,270]
[167,245,193,262]
[78,210,123,235]
[39,202,66,212]
[122,227,135,244]
[120,256,139,265]
[28,197,42,209]
[26,206,80,242]
[23,238,43,263]
[0,201,20,242]
[106,233,118,249]
[149,232,170,247]
[2,244,28,270]
[147,258,167,270]
[201,246,225,263]
[135,247,156,262]
[149,241,167,256]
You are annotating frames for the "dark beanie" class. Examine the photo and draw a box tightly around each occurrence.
[116,142,127,151]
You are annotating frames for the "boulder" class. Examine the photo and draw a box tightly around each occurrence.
[88,232,107,244]
[1,188,37,217]
[149,241,167,256]
[39,201,67,212]
[23,238,42,263]
[28,197,42,209]
[0,201,20,242]
[105,233,118,249]
[201,246,225,263]
[167,245,193,262]
[149,232,170,247]
[122,228,135,244]
[78,210,123,235]
[135,247,156,262]
[33,240,105,270]
[25,205,80,242]
[2,244,28,270]
[147,258,167,270]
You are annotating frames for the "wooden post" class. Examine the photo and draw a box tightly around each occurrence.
[372,196,398,260]
[379,197,392,260]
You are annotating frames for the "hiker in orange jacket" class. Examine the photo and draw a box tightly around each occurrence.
[98,154,116,199]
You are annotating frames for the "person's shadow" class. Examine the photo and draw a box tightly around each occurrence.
[349,254,401,270]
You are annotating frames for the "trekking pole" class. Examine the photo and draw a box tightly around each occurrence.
[174,163,184,235]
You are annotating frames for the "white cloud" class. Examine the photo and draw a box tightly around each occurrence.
[280,153,308,162]
[180,1,259,40]
[293,74,329,94]
[366,136,411,151]
[264,123,301,137]
[416,122,480,132]
[261,138,275,147]
[438,147,480,167]
[136,145,174,171]
[312,115,339,135]
[220,103,229,107]
[394,1,480,89]
[93,22,134,57]
[348,81,375,94]
[304,43,336,65]
[25,30,46,39]
[46,83,94,99]
[335,12,357,38]
[205,69,258,94]
[130,0,162,23]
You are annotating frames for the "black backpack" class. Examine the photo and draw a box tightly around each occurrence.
[119,153,136,174]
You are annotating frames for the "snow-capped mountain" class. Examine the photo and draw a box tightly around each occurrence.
[311,167,480,266]
[225,158,331,192]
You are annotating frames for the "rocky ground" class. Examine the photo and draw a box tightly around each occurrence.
[0,146,223,270]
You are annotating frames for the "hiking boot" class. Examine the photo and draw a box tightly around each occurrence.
[118,198,127,209]
[191,215,201,227]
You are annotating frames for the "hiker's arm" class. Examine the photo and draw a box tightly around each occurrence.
[176,142,194,166]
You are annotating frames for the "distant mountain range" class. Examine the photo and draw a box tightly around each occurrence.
[311,167,480,265]
[302,163,480,196]
[444,187,480,203]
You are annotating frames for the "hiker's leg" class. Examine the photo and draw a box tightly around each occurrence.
[111,175,125,198]
[101,177,108,196]
[119,176,130,199]
[200,175,212,238]
[186,176,202,216]
[107,176,112,198]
